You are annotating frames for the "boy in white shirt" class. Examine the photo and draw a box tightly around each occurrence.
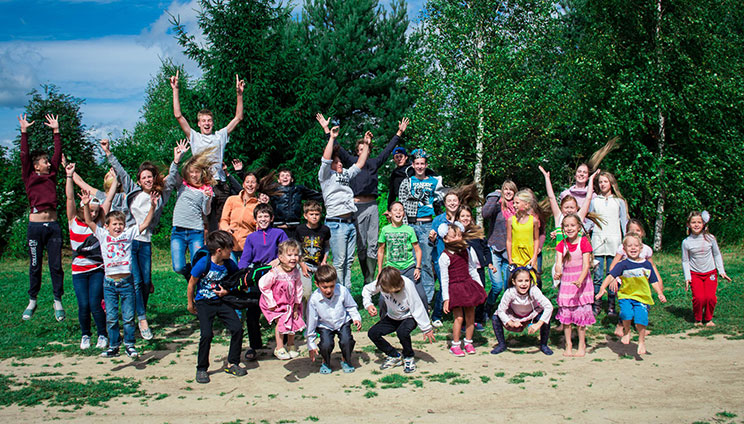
[306,265,361,374]
[82,189,158,359]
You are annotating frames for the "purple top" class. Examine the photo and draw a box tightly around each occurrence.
[238,227,289,268]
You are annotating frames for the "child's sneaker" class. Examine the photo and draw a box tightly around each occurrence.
[96,335,108,349]
[224,364,247,376]
[288,347,299,358]
[22,305,36,321]
[403,357,416,373]
[449,345,465,357]
[539,345,554,356]
[464,343,476,354]
[196,370,210,384]
[341,361,355,373]
[100,347,120,358]
[80,335,91,350]
[139,324,153,341]
[274,348,291,360]
[124,345,139,359]
[431,319,443,328]
[490,344,507,355]
[319,363,332,374]
[474,323,486,332]
[380,354,402,370]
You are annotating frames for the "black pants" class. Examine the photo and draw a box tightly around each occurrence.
[492,315,550,347]
[27,221,64,300]
[208,181,231,232]
[318,320,355,364]
[368,316,417,358]
[196,299,243,371]
[244,304,263,350]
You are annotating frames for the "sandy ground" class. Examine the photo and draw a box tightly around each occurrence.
[1,330,742,424]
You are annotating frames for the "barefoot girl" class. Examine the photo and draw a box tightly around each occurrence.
[553,214,595,357]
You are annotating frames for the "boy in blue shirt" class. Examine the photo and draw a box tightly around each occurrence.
[597,233,666,355]
[187,230,246,383]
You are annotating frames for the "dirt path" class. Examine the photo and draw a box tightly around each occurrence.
[1,331,742,423]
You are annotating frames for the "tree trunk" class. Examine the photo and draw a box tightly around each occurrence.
[652,0,665,251]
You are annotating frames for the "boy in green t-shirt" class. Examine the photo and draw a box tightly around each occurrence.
[377,202,427,308]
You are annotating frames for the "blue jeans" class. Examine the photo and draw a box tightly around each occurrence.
[411,221,435,302]
[103,276,136,348]
[485,248,509,317]
[72,269,107,338]
[171,227,204,274]
[326,220,356,290]
[593,255,614,295]
[131,240,151,321]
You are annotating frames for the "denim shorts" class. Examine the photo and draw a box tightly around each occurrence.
[618,298,649,326]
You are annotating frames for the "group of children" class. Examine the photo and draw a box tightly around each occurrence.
[17,76,731,383]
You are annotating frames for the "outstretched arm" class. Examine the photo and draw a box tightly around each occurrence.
[80,190,98,232]
[322,126,339,160]
[170,70,191,138]
[100,171,119,217]
[18,114,35,178]
[44,114,62,172]
[539,165,561,221]
[578,169,600,221]
[315,113,331,135]
[65,162,77,223]
[138,192,161,233]
[225,74,245,134]
[355,140,370,170]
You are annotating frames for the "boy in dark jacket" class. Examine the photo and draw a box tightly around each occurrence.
[270,168,323,241]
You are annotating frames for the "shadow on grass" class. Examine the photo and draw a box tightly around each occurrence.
[665,305,695,323]
[281,352,373,382]
[594,334,646,361]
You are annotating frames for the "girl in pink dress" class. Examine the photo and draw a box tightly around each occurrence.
[259,240,305,360]
[553,213,595,357]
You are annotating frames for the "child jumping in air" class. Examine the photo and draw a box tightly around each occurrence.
[187,230,246,384]
[553,214,595,357]
[81,185,159,359]
[438,223,487,356]
[363,267,435,373]
[258,240,305,360]
[19,114,66,321]
[491,268,554,355]
[597,233,666,355]
[171,70,245,231]
[306,265,362,374]
[681,211,731,327]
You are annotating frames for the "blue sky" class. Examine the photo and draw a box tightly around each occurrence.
[0,0,424,148]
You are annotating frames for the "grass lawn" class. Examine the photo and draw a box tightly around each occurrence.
[0,243,742,360]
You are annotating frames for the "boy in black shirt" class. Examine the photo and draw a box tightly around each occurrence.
[294,200,331,298]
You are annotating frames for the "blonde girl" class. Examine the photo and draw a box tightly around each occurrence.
[682,211,731,327]
[553,214,595,357]
[168,142,215,279]
[589,171,629,315]
[259,240,305,359]
[506,190,540,275]
[439,223,486,356]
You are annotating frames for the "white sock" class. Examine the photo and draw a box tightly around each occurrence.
[27,299,37,309]
[53,299,64,310]
[464,338,473,345]
[452,341,461,347]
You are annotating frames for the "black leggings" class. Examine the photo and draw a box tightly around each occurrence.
[368,316,417,358]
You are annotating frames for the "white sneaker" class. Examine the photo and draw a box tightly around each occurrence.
[80,335,91,350]
[96,335,108,349]
[431,319,443,328]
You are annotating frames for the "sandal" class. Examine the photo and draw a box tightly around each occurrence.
[319,363,332,374]
[341,361,355,373]
[244,348,257,361]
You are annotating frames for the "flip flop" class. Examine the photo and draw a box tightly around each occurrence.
[341,361,355,373]
[319,363,332,374]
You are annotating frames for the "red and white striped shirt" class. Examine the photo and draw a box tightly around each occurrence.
[69,217,103,274]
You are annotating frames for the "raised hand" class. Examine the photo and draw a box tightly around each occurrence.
[315,113,331,132]
[590,168,601,181]
[78,189,92,205]
[364,131,373,144]
[149,191,161,206]
[65,162,76,177]
[170,70,180,90]
[44,114,59,132]
[173,139,190,164]
[329,125,340,138]
[99,139,112,156]
[398,117,410,134]
[18,114,35,132]
[235,74,245,95]
[538,165,550,178]
[231,158,243,171]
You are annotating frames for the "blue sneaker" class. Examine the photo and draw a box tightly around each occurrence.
[341,361,355,373]
[474,323,486,332]
[319,363,332,374]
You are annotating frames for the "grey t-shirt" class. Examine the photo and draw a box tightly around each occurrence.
[318,158,360,218]
[190,126,228,181]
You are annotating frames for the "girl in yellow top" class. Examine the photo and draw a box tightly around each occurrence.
[506,190,540,272]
